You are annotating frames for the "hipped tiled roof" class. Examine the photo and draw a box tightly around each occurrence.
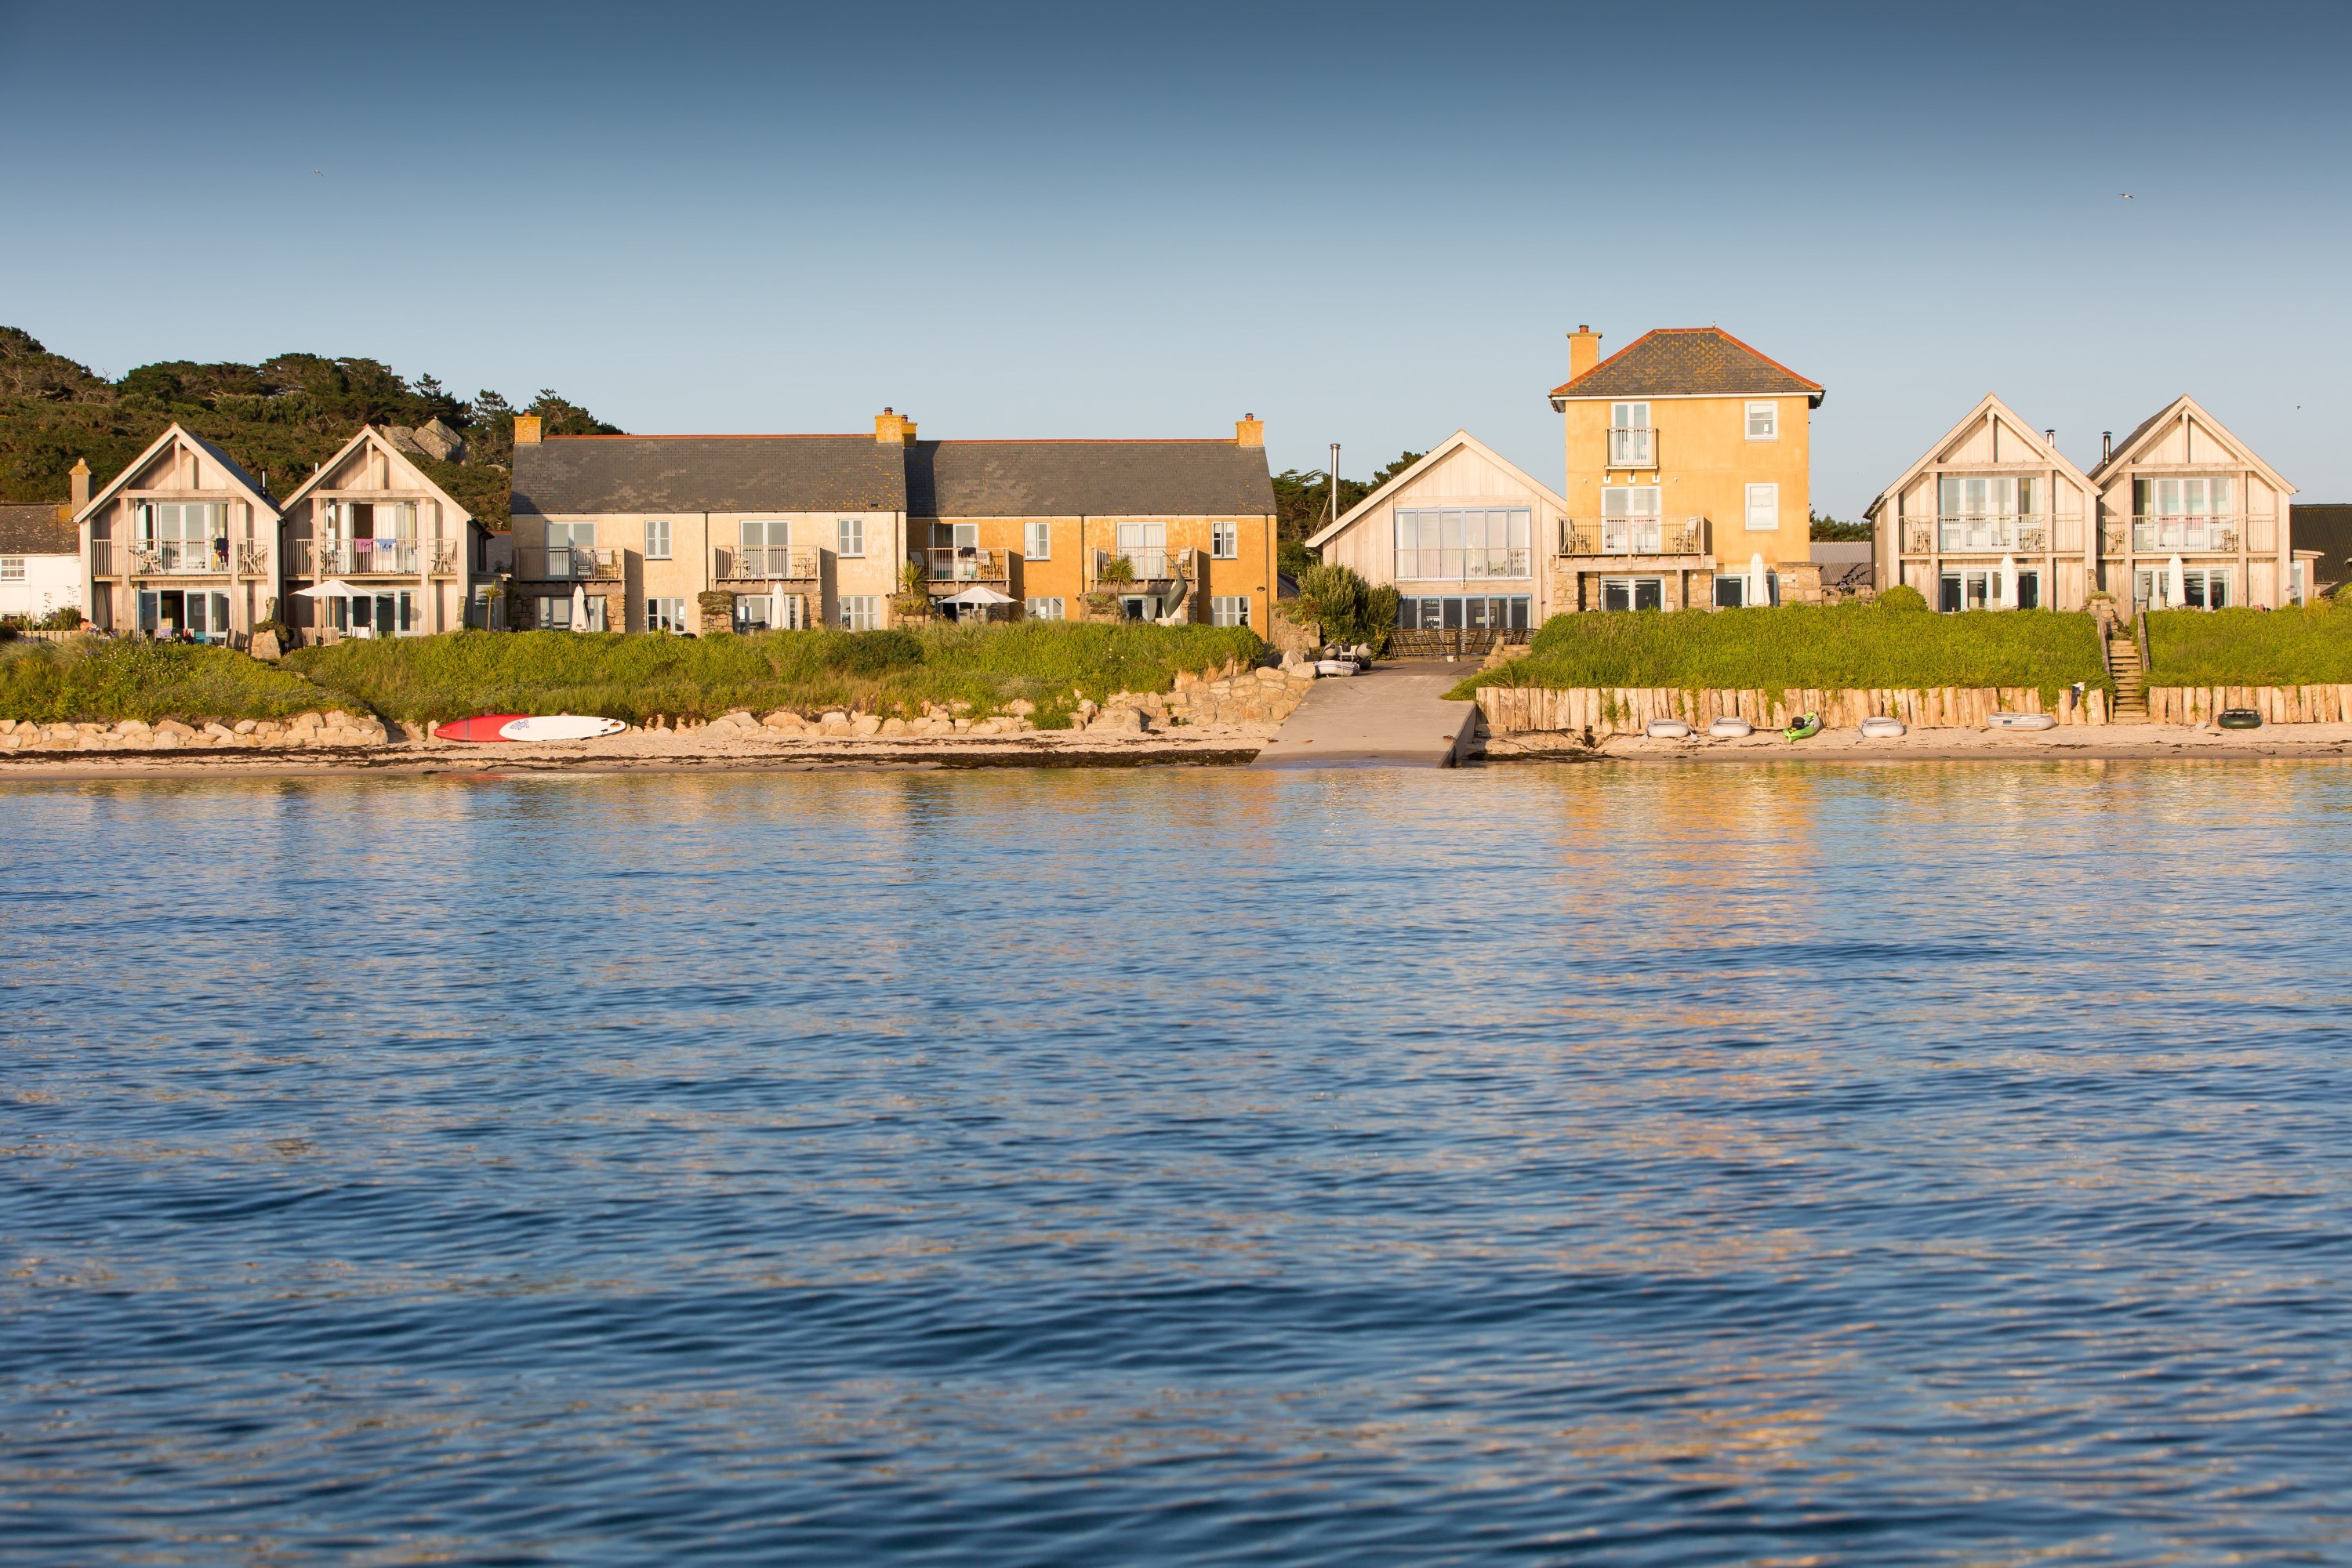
[510,436,909,515]
[0,503,76,554]
[1552,327,1824,403]
[907,441,1275,517]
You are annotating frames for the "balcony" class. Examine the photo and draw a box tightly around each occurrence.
[529,545,623,582]
[125,540,230,575]
[1606,426,1657,468]
[298,539,441,575]
[927,546,1008,584]
[1560,516,1707,558]
[1392,548,1533,581]
[1918,516,2051,554]
[2132,517,2238,554]
[717,546,821,583]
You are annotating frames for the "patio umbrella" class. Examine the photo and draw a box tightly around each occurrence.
[571,582,586,632]
[2169,553,2186,609]
[938,586,1015,606]
[1999,554,2017,609]
[1746,552,1767,608]
[294,579,361,597]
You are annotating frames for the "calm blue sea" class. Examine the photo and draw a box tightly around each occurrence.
[5,761,2350,1565]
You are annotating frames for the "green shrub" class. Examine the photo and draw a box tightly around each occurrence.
[0,638,328,723]
[284,622,1264,728]
[1878,584,1928,612]
[2147,605,2352,685]
[1457,602,2108,701]
[1296,563,1390,649]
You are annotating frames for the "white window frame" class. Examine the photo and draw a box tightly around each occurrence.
[840,594,881,631]
[535,595,573,631]
[644,518,672,559]
[1744,483,1780,533]
[1210,594,1250,627]
[837,517,865,557]
[1025,596,1065,621]
[583,595,608,633]
[1746,401,1778,441]
[1024,521,1052,561]
[1210,520,1238,559]
[0,557,22,581]
[647,596,688,633]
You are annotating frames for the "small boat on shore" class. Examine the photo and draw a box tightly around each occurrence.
[1988,712,2056,731]
[1783,713,1821,741]
[434,713,528,742]
[2218,708,2263,730]
[1644,719,1691,739]
[1708,717,1753,738]
[434,713,627,743]
[501,715,628,742]
[1857,716,1906,739]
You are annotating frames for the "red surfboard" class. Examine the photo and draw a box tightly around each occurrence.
[434,713,530,742]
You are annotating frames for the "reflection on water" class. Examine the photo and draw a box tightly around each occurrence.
[4,762,2350,1564]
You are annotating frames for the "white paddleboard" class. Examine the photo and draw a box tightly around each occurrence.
[498,714,628,742]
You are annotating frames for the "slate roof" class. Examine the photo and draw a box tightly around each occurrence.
[907,441,1276,517]
[510,436,909,515]
[1551,327,1824,404]
[2292,504,2352,580]
[0,503,75,554]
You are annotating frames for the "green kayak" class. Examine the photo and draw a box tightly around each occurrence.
[1783,713,1821,741]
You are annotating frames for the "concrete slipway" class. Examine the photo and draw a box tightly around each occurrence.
[1250,662,1482,769]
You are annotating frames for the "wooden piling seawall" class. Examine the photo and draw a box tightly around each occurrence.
[1474,685,2111,736]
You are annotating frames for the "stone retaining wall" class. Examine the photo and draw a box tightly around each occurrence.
[0,710,390,753]
[1477,684,2111,736]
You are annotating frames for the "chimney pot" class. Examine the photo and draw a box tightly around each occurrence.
[2045,429,2056,445]
[2101,430,2113,462]
[70,457,91,510]
[514,414,543,446]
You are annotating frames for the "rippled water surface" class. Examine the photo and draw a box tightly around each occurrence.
[5,761,2352,1564]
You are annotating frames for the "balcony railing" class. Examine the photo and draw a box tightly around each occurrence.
[1561,516,1707,557]
[927,546,1007,583]
[90,539,111,575]
[2132,517,2238,553]
[303,539,421,575]
[1606,426,1657,467]
[1922,516,2050,553]
[125,540,230,575]
[238,544,270,575]
[717,546,821,582]
[1392,548,1533,581]
[530,545,622,582]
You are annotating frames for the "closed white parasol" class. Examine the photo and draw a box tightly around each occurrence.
[1747,553,1767,607]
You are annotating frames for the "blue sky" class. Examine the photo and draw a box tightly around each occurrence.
[3,1,2347,514]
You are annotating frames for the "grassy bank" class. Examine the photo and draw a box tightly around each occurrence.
[2147,606,2352,686]
[1456,604,2111,702]
[0,637,330,724]
[287,623,1265,728]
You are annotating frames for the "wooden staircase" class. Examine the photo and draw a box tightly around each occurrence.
[2107,622,2149,720]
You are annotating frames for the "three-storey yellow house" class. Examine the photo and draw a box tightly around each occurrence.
[1549,325,1824,612]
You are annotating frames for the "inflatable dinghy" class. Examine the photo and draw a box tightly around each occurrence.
[1987,712,2057,731]
[1314,659,1360,677]
[1644,719,1691,739]
[1707,717,1753,738]
[2218,708,2263,730]
[1857,716,1906,739]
